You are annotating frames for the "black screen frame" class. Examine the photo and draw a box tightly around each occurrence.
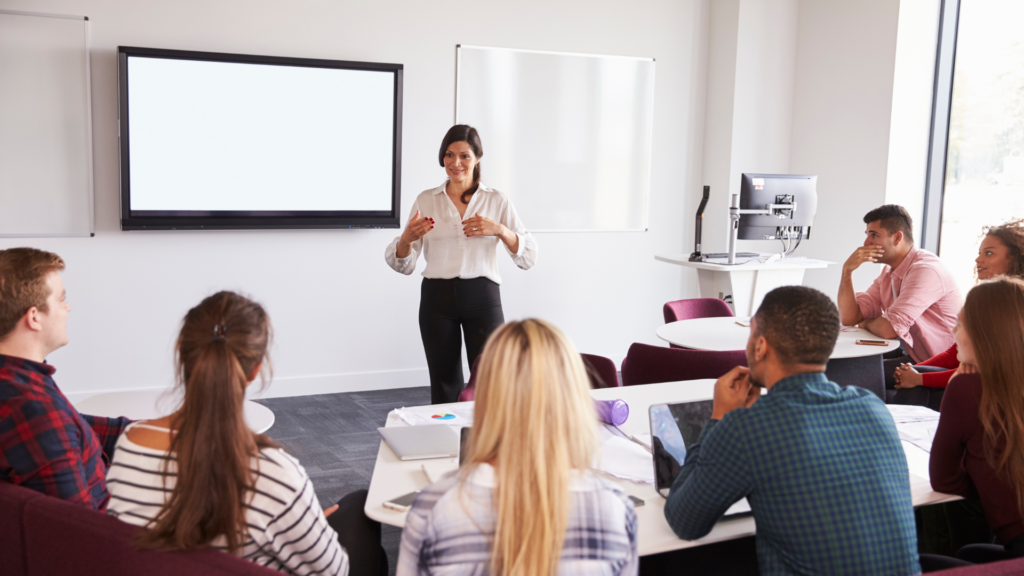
[117,46,403,231]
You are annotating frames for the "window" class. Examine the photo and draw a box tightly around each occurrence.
[924,0,1024,295]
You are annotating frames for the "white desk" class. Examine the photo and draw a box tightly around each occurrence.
[73,390,276,434]
[655,254,832,316]
[656,317,900,359]
[364,380,957,557]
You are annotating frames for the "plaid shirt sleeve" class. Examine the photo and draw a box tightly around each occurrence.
[663,415,754,540]
[79,413,132,463]
[0,395,100,509]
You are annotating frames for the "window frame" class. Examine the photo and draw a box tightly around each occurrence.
[920,0,962,254]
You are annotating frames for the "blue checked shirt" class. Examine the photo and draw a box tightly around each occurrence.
[397,463,638,575]
[664,372,920,576]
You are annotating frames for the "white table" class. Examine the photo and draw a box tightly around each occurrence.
[655,254,832,316]
[364,380,957,557]
[656,317,900,359]
[73,390,276,434]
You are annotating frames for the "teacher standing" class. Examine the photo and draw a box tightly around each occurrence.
[385,125,538,404]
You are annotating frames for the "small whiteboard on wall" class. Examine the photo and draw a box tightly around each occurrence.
[455,45,655,232]
[0,11,94,237]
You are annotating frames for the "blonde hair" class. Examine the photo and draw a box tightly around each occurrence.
[963,277,1024,520]
[462,319,598,576]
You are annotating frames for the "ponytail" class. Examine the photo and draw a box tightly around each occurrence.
[137,292,275,553]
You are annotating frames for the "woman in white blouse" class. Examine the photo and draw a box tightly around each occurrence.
[385,125,538,404]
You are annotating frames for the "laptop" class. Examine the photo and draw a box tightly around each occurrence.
[378,424,460,461]
[649,400,751,517]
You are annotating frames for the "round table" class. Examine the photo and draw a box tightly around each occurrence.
[73,390,275,434]
[656,317,899,358]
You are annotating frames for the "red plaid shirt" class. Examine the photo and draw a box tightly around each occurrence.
[0,354,131,511]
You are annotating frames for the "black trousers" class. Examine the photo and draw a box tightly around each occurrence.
[326,489,387,576]
[419,277,504,404]
[883,356,949,410]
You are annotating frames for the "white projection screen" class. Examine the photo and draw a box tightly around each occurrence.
[456,46,655,232]
[118,47,403,230]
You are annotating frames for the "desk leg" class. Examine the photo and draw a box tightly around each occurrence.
[696,269,755,315]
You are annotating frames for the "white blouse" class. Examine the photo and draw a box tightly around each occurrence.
[384,181,538,284]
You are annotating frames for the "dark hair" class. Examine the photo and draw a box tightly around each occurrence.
[982,218,1024,278]
[0,248,65,341]
[753,286,840,365]
[438,125,483,205]
[137,291,276,553]
[863,204,914,244]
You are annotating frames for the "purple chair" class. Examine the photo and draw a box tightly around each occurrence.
[663,298,734,323]
[620,342,746,387]
[458,352,619,402]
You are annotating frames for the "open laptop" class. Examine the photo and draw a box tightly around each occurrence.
[378,424,460,461]
[649,400,751,517]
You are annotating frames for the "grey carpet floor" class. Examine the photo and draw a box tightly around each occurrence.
[254,386,431,576]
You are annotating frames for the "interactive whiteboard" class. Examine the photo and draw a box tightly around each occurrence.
[456,45,655,232]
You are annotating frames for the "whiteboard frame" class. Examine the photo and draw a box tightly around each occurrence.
[454,44,655,233]
[0,9,95,238]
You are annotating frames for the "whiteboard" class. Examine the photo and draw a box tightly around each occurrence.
[456,45,655,232]
[0,10,93,237]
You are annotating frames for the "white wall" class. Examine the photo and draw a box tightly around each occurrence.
[787,0,904,297]
[0,0,710,401]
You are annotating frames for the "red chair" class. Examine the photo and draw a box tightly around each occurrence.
[457,353,619,402]
[663,298,734,324]
[619,343,746,386]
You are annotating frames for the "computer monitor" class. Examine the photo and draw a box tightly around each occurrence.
[737,174,817,241]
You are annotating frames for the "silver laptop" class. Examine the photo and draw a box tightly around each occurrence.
[649,400,751,517]
[378,425,460,461]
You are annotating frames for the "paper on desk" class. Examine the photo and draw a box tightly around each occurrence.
[886,404,941,424]
[595,427,654,484]
[886,405,940,453]
[394,403,474,427]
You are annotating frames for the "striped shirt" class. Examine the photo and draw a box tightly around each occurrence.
[105,423,348,576]
[397,464,638,576]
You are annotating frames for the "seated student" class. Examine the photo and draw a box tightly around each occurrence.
[891,218,1024,410]
[837,205,961,398]
[664,286,920,575]
[398,319,638,576]
[0,248,131,510]
[106,291,385,576]
[929,276,1024,564]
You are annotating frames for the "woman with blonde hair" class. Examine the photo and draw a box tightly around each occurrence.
[930,277,1024,564]
[397,319,638,575]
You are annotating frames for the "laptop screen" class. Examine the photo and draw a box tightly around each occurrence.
[650,400,714,497]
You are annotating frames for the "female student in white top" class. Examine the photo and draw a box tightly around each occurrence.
[397,319,638,575]
[105,291,385,575]
[385,125,538,404]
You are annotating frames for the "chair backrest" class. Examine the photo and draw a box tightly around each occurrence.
[0,480,277,576]
[457,353,619,402]
[581,353,620,389]
[620,343,746,386]
[663,298,734,324]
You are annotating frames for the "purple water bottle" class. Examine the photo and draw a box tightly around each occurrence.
[594,399,629,426]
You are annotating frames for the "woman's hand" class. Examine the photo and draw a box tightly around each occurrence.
[463,213,520,253]
[951,362,977,380]
[462,213,505,238]
[893,363,923,389]
[323,504,338,518]
[397,210,434,258]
